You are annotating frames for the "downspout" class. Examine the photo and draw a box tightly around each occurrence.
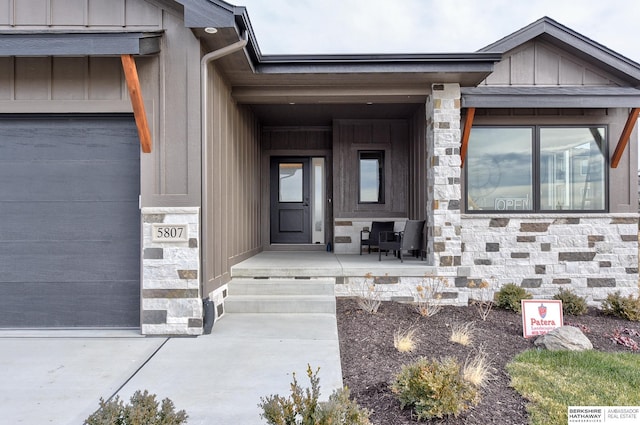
[201,32,248,334]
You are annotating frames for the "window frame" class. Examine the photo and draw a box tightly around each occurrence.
[358,150,385,204]
[464,125,609,214]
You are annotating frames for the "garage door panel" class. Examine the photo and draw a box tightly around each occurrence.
[0,160,140,201]
[0,121,139,161]
[0,241,140,283]
[0,116,140,328]
[0,201,139,241]
[0,281,140,328]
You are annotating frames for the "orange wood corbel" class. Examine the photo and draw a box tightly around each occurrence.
[460,107,475,168]
[121,54,152,153]
[611,107,639,168]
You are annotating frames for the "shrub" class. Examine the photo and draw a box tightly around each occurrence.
[413,275,448,317]
[468,278,495,321]
[601,292,640,322]
[84,390,188,425]
[494,283,532,313]
[259,365,371,425]
[553,288,588,316]
[391,357,480,420]
[350,273,382,314]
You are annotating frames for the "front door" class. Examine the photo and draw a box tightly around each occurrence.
[270,157,311,243]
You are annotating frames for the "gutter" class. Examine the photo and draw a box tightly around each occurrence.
[200,32,248,334]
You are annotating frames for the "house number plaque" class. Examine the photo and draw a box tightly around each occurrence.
[151,224,189,242]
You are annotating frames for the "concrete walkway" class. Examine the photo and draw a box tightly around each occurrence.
[0,313,342,425]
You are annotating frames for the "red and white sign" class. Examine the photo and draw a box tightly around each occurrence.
[521,300,563,338]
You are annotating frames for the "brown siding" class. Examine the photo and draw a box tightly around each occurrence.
[204,66,261,294]
[333,119,409,218]
[408,105,427,219]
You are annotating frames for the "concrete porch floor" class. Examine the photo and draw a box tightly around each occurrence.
[231,251,440,278]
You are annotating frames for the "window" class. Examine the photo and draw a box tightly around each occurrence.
[359,151,385,203]
[466,126,607,212]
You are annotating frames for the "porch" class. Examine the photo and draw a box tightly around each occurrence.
[221,251,471,317]
[231,251,441,279]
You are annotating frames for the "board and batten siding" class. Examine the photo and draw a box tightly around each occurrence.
[480,40,626,87]
[203,65,261,294]
[408,105,427,220]
[0,0,202,207]
[0,0,163,28]
[333,119,409,218]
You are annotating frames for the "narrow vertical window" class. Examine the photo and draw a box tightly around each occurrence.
[359,151,385,203]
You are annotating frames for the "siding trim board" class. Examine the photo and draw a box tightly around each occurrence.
[0,32,163,56]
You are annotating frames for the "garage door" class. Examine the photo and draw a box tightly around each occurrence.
[0,116,140,328]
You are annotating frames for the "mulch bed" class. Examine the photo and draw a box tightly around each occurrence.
[336,297,639,425]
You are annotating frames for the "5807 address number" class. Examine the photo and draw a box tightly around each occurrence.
[151,224,189,242]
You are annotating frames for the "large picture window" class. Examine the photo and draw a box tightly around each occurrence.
[466,126,607,213]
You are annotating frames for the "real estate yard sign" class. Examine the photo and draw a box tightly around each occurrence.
[521,300,563,338]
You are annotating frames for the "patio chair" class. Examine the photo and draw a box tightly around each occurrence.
[360,221,394,255]
[378,220,425,262]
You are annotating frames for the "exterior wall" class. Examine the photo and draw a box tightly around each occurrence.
[203,65,262,298]
[141,207,202,335]
[0,0,206,334]
[426,84,463,267]
[460,214,638,303]
[480,40,625,87]
[332,119,410,253]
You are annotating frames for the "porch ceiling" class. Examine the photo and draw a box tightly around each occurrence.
[249,103,422,126]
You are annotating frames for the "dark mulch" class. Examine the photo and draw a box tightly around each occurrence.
[336,297,639,425]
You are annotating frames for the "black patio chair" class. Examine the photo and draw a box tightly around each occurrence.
[360,221,394,255]
[378,220,425,262]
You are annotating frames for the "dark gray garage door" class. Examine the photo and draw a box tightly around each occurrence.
[0,115,140,328]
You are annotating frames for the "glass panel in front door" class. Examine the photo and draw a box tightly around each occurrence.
[279,163,303,202]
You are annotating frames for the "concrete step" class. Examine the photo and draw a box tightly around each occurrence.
[224,278,336,314]
[228,278,335,296]
[224,295,336,314]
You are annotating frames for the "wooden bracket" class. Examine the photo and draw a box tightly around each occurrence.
[121,54,152,153]
[460,107,475,168]
[611,107,639,168]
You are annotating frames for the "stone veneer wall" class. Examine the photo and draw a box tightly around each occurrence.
[460,214,639,303]
[427,83,463,267]
[141,207,202,335]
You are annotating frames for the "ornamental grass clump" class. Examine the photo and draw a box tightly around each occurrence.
[391,357,482,420]
[259,365,371,425]
[394,325,419,353]
[494,283,532,313]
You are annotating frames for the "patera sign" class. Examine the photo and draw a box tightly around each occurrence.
[521,299,563,338]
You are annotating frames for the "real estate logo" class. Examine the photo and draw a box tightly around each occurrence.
[521,300,563,338]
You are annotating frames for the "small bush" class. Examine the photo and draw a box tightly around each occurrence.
[84,390,187,425]
[259,365,371,425]
[494,283,532,313]
[553,288,588,316]
[468,278,495,321]
[391,357,480,420]
[351,273,382,314]
[413,275,448,317]
[601,292,640,322]
[394,326,419,353]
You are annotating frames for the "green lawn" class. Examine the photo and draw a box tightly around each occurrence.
[507,350,640,425]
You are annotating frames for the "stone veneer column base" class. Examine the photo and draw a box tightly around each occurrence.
[141,207,202,336]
